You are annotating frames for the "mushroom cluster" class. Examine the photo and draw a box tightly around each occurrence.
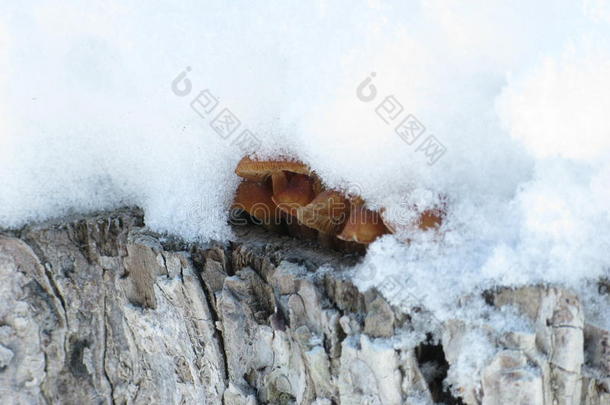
[232,156,443,251]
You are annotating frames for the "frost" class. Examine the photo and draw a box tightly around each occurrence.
[444,329,497,399]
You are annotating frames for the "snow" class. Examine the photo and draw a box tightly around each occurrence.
[1,0,609,374]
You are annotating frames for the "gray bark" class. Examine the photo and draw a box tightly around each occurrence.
[0,208,608,404]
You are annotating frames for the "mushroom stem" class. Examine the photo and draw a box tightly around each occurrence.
[271,171,289,195]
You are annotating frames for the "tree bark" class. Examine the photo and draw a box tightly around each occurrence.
[0,208,608,404]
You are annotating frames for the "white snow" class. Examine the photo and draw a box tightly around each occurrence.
[1,0,609,376]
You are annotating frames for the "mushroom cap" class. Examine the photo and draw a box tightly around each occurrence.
[381,207,444,244]
[337,205,389,244]
[272,174,315,218]
[235,156,310,182]
[297,190,349,234]
[232,180,278,224]
[381,208,443,233]
[418,209,443,230]
[311,174,325,195]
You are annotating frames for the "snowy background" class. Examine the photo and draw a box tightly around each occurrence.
[1,0,609,386]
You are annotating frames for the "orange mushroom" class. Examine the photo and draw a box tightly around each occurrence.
[235,156,310,180]
[418,209,443,230]
[235,156,310,195]
[297,190,349,235]
[272,174,316,218]
[381,206,444,243]
[232,180,279,226]
[232,155,445,251]
[296,190,350,249]
[337,204,390,244]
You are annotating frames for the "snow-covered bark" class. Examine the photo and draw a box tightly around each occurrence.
[0,209,608,404]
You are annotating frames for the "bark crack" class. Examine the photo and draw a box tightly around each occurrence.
[191,249,230,384]
[102,295,116,405]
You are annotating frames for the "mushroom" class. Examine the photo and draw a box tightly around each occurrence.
[294,190,349,249]
[418,209,443,230]
[235,156,310,195]
[232,180,279,226]
[271,174,316,218]
[297,190,349,235]
[337,204,390,244]
[381,206,444,243]
[231,155,445,251]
